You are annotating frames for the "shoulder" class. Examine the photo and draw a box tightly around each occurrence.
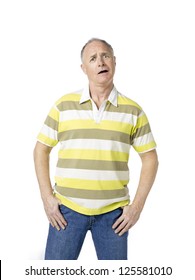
[117,91,141,108]
[55,89,82,106]
[117,91,143,115]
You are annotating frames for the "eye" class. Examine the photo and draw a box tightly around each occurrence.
[90,56,96,62]
[104,53,110,58]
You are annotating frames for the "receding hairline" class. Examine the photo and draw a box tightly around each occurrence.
[81,38,114,61]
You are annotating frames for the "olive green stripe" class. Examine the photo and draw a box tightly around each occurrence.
[55,185,128,199]
[133,123,151,139]
[57,159,128,171]
[57,101,92,111]
[56,100,141,115]
[105,103,141,115]
[45,116,58,131]
[58,129,130,144]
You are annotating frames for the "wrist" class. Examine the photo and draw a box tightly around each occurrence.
[41,189,54,202]
[131,200,144,212]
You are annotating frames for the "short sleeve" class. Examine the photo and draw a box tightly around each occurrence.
[37,104,59,147]
[131,110,157,153]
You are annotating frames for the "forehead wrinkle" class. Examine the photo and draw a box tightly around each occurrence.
[89,51,111,58]
[86,43,111,54]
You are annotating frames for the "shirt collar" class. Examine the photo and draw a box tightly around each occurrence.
[79,85,118,107]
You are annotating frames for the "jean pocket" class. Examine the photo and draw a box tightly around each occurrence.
[59,204,69,215]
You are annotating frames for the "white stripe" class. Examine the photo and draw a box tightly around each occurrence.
[40,124,58,140]
[103,111,137,125]
[133,132,154,146]
[55,167,129,181]
[60,110,92,121]
[60,139,130,153]
[60,110,137,125]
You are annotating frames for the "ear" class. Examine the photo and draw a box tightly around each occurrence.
[81,63,87,74]
[114,56,116,66]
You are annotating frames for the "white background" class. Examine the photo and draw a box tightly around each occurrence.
[0,0,195,278]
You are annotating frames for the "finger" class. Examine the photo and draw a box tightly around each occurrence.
[47,206,66,229]
[46,213,55,228]
[56,207,67,222]
[48,218,55,228]
[112,216,124,229]
[56,206,68,225]
[51,213,67,231]
[49,211,65,231]
[115,219,132,235]
[56,213,67,229]
[50,216,61,231]
[114,219,128,234]
[118,224,131,236]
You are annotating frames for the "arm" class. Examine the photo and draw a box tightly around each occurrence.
[33,141,67,230]
[112,149,159,236]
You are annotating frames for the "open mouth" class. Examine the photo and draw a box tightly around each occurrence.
[98,70,108,74]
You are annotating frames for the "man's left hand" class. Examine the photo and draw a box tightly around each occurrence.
[112,204,141,236]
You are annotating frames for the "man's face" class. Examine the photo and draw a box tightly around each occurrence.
[81,41,116,87]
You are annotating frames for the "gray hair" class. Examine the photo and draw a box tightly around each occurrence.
[81,38,114,61]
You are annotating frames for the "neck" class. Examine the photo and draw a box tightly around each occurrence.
[89,83,114,109]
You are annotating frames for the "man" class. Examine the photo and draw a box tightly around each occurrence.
[33,38,158,260]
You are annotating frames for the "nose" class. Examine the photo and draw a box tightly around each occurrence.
[97,56,105,67]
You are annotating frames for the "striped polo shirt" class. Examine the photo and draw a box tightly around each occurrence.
[37,86,157,215]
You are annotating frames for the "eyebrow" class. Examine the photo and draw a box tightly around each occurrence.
[90,54,97,58]
[89,52,111,59]
[102,52,110,56]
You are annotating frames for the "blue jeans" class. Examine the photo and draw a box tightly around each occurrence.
[45,205,128,260]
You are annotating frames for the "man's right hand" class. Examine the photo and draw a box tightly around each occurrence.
[43,194,67,231]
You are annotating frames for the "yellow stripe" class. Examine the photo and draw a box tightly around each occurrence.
[59,119,93,132]
[101,120,131,133]
[118,95,142,108]
[58,149,129,161]
[55,177,129,190]
[137,114,149,128]
[48,107,59,122]
[134,141,156,153]
[56,93,81,105]
[55,193,130,215]
[59,119,132,134]
[37,133,58,147]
